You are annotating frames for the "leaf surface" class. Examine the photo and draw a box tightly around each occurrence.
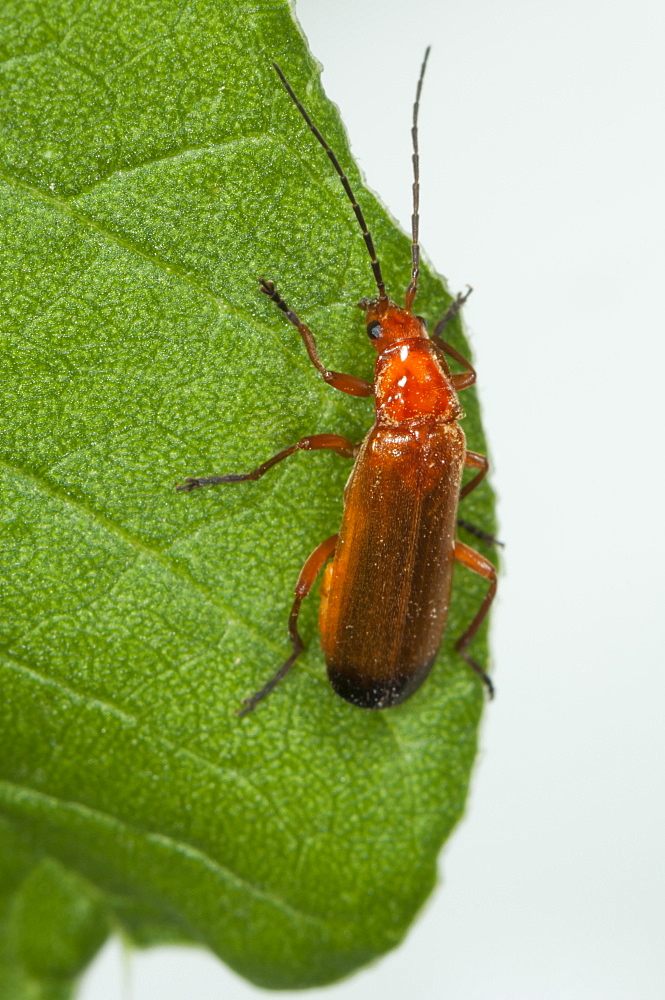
[0,0,497,990]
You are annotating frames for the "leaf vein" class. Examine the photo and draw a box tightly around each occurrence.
[0,165,370,398]
[71,134,274,198]
[0,649,300,844]
[0,456,294,661]
[0,779,326,930]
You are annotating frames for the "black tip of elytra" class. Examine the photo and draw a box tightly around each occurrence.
[327,658,434,710]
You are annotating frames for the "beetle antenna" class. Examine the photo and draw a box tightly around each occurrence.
[272,62,387,301]
[405,47,431,311]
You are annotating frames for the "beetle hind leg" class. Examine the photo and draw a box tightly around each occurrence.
[237,632,303,717]
[457,650,495,699]
[453,540,497,698]
[237,533,339,716]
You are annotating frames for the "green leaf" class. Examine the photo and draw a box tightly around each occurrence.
[0,816,103,999]
[0,0,497,991]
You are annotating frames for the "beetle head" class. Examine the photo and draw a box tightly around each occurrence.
[358,298,427,350]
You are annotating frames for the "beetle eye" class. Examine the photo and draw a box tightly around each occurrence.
[367,320,382,339]
[415,315,427,330]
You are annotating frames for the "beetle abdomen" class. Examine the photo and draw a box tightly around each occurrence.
[319,419,466,709]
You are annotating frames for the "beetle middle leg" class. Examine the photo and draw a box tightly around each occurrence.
[453,540,497,698]
[457,518,503,548]
[237,533,339,716]
[259,278,374,397]
[455,450,502,546]
[460,450,489,499]
[177,434,357,491]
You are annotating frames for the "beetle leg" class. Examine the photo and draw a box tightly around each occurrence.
[456,518,504,548]
[432,286,473,338]
[259,278,373,397]
[237,534,339,716]
[176,434,357,491]
[431,289,477,391]
[431,335,476,391]
[453,540,497,698]
[459,450,489,499]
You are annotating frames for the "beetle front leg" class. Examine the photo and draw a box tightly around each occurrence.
[433,286,473,339]
[259,278,373,397]
[431,288,477,391]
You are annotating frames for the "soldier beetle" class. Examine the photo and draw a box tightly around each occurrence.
[178,50,498,714]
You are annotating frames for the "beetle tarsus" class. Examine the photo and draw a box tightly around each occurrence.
[236,650,300,717]
[457,517,504,548]
[434,286,474,337]
[459,652,495,699]
[175,475,240,491]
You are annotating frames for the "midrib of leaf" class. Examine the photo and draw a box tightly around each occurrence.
[0,156,371,419]
[0,454,295,654]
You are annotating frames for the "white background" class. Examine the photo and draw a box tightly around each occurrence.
[81,0,665,997]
